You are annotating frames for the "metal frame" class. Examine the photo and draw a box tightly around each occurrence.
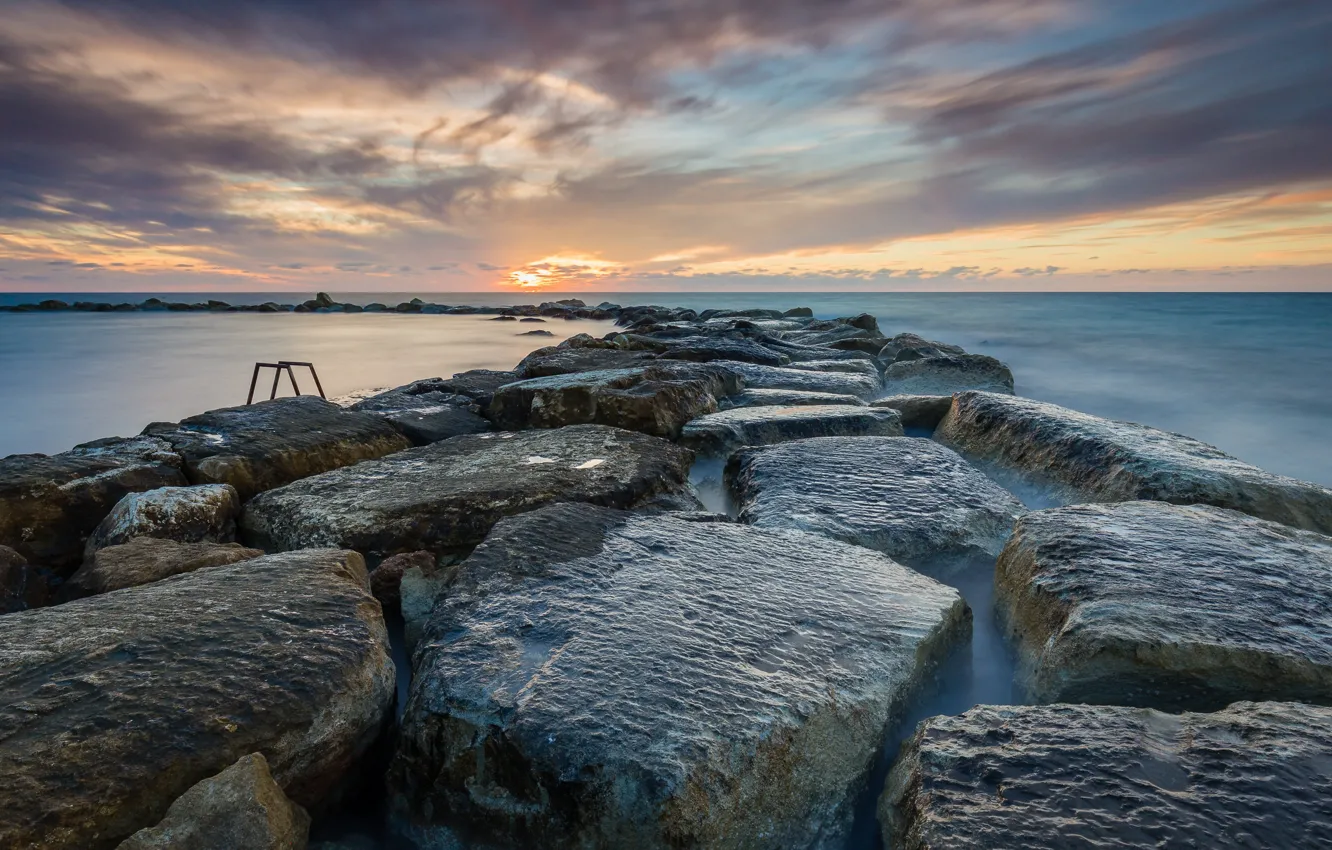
[246,361,326,404]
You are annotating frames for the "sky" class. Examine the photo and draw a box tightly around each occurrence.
[1,0,1330,293]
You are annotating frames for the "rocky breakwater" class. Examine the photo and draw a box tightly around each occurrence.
[937,390,1332,533]
[0,549,394,849]
[389,503,970,849]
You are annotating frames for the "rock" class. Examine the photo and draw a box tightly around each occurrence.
[682,405,903,456]
[0,436,187,572]
[655,337,791,367]
[313,292,336,308]
[870,394,954,431]
[488,363,741,439]
[936,391,1332,534]
[845,313,879,333]
[709,360,881,399]
[144,397,410,501]
[116,753,311,850]
[490,315,518,321]
[241,425,694,564]
[63,537,264,599]
[0,549,394,850]
[400,560,448,652]
[879,354,1014,396]
[520,317,546,323]
[783,307,814,318]
[514,346,656,379]
[84,484,241,557]
[731,437,1025,574]
[877,333,965,362]
[431,369,520,411]
[881,701,1332,850]
[370,551,434,618]
[996,501,1332,709]
[519,329,555,337]
[1,545,50,613]
[720,388,868,409]
[349,384,491,446]
[826,338,889,357]
[389,503,969,849]
[787,358,882,378]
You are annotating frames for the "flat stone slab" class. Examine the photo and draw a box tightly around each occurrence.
[241,425,693,563]
[390,503,968,849]
[710,360,881,399]
[880,354,1014,396]
[997,501,1332,709]
[871,395,953,431]
[0,436,186,572]
[681,405,902,456]
[0,549,393,850]
[937,391,1332,534]
[721,388,867,409]
[788,358,882,379]
[145,396,410,500]
[84,483,240,556]
[349,382,491,445]
[515,346,657,378]
[731,437,1025,573]
[882,701,1332,850]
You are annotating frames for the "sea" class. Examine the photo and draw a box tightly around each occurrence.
[2,290,1330,848]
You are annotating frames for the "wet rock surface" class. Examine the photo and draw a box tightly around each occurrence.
[871,395,954,431]
[63,537,264,599]
[0,549,394,850]
[0,436,186,573]
[731,437,1025,574]
[349,383,491,445]
[653,336,791,366]
[144,397,410,500]
[709,360,881,399]
[117,753,311,850]
[880,354,1014,396]
[390,503,969,849]
[514,346,656,378]
[997,501,1332,709]
[882,701,1332,850]
[84,484,240,556]
[719,388,868,409]
[430,370,521,411]
[241,425,693,563]
[488,362,741,438]
[876,333,965,363]
[369,550,434,618]
[681,405,903,456]
[937,391,1332,533]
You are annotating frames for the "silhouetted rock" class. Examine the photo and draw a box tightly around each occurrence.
[84,484,240,556]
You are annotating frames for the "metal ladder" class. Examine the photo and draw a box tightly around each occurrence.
[246,361,326,404]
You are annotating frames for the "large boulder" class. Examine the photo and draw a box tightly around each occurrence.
[720,388,867,410]
[488,363,741,439]
[870,395,953,431]
[428,370,521,411]
[882,701,1332,850]
[514,346,656,378]
[654,336,791,367]
[144,397,410,500]
[876,333,965,363]
[348,383,491,445]
[681,405,902,456]
[63,537,264,599]
[241,425,694,564]
[117,753,310,850]
[0,549,394,850]
[787,359,882,379]
[730,437,1025,574]
[389,504,969,849]
[709,360,881,399]
[879,354,1014,396]
[0,436,186,572]
[936,391,1332,534]
[84,484,240,557]
[996,501,1332,709]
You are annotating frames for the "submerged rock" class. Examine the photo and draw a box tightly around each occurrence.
[390,503,969,849]
[731,437,1025,574]
[682,405,902,456]
[488,363,741,439]
[882,701,1332,850]
[997,501,1332,709]
[719,388,868,409]
[0,436,186,572]
[514,346,656,378]
[144,396,410,500]
[84,484,240,556]
[879,354,1014,396]
[349,383,491,445]
[709,360,881,399]
[117,753,311,850]
[64,537,264,599]
[937,391,1332,534]
[0,549,394,850]
[870,394,953,431]
[241,425,693,563]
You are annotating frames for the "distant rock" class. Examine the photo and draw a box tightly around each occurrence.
[84,484,240,557]
[520,317,546,323]
[882,701,1332,850]
[731,437,1025,574]
[997,501,1332,709]
[144,396,410,500]
[880,354,1014,396]
[870,394,954,431]
[350,383,491,445]
[514,346,656,379]
[241,425,694,564]
[709,360,881,399]
[0,436,186,573]
[390,503,968,849]
[782,307,814,318]
[877,333,965,363]
[0,549,394,850]
[63,537,264,599]
[489,315,518,321]
[719,388,868,409]
[116,753,311,850]
[682,405,902,456]
[937,391,1332,534]
[519,329,555,337]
